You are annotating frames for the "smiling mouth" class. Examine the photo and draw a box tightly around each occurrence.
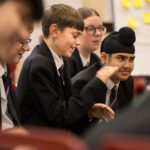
[120,71,130,75]
[18,53,22,58]
[92,41,100,45]
[93,40,100,43]
[71,47,76,51]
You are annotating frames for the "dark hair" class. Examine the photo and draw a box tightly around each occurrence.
[77,7,100,20]
[0,0,5,4]
[20,0,44,21]
[0,0,44,21]
[42,4,84,38]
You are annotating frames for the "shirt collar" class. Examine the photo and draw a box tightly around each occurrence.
[106,78,120,91]
[79,53,90,67]
[0,63,7,78]
[47,45,64,71]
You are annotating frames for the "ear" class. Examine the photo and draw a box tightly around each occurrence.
[49,24,59,38]
[100,52,107,64]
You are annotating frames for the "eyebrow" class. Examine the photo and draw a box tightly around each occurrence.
[117,55,135,58]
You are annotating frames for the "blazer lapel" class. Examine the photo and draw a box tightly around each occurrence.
[117,83,128,110]
[73,49,83,71]
[63,58,72,100]
[90,53,95,66]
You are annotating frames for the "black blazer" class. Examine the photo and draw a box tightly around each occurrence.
[1,66,21,126]
[66,48,101,77]
[72,62,134,112]
[16,41,105,133]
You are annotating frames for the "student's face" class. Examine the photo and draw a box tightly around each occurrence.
[79,15,103,52]
[102,53,135,82]
[8,32,31,64]
[0,1,31,62]
[55,27,81,57]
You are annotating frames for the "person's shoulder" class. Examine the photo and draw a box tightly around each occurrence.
[121,76,133,85]
[23,47,54,74]
[91,53,100,62]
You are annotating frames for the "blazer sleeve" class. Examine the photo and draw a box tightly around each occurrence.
[29,58,107,128]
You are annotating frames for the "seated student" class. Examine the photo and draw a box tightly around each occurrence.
[72,27,135,114]
[16,4,114,135]
[0,22,34,131]
[66,7,105,77]
[0,0,43,131]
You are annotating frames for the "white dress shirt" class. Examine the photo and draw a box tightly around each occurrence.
[47,45,64,76]
[79,53,90,67]
[0,64,14,131]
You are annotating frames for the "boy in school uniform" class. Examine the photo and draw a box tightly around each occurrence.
[72,27,135,114]
[16,4,115,134]
[0,0,43,131]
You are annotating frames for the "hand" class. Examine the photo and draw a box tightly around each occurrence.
[88,103,115,122]
[96,66,119,84]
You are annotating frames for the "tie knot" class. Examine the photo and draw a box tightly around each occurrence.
[59,65,63,70]
[111,85,117,92]
[58,65,64,76]
[2,74,8,82]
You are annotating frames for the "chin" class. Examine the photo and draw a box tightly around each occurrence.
[66,52,73,58]
[14,59,20,64]
[91,46,99,51]
[119,76,130,81]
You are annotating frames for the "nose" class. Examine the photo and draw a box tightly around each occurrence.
[123,60,130,68]
[75,37,80,46]
[24,44,30,51]
[95,28,102,36]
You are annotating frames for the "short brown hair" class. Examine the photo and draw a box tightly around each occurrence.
[42,4,84,38]
[78,7,100,20]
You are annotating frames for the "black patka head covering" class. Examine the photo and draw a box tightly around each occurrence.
[101,27,136,54]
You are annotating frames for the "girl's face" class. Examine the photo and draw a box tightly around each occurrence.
[79,15,103,52]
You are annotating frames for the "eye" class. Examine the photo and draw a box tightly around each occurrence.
[129,57,135,62]
[87,27,94,32]
[117,56,125,61]
[73,34,78,39]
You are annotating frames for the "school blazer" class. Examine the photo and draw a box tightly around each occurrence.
[72,62,134,111]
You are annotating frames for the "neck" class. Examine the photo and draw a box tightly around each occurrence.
[44,38,61,57]
[110,76,120,84]
[0,59,5,66]
[78,46,91,59]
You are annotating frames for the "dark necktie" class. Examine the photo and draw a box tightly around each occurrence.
[110,85,118,112]
[58,66,65,86]
[2,75,15,123]
[2,75,9,98]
